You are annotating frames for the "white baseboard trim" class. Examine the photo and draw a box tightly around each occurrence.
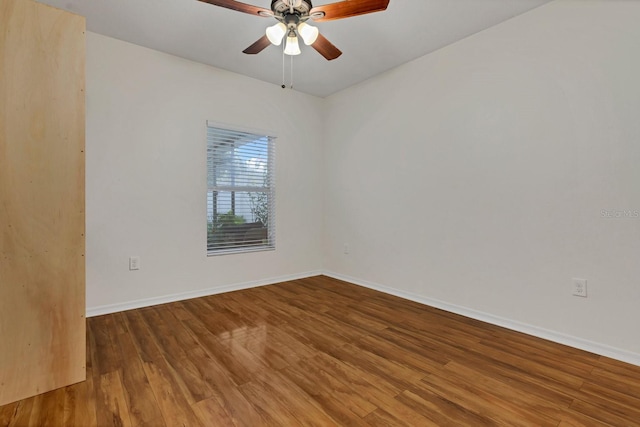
[86,270,323,317]
[322,271,640,367]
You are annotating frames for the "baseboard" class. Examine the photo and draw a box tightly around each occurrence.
[322,271,640,367]
[86,270,323,317]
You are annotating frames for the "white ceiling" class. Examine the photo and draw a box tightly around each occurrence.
[39,0,553,97]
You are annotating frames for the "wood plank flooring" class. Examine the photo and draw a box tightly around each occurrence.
[2,275,640,426]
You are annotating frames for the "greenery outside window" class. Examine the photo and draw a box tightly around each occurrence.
[207,122,275,255]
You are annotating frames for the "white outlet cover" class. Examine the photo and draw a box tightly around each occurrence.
[129,256,140,271]
[572,278,587,297]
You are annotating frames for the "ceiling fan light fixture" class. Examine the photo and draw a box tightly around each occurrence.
[297,22,319,45]
[284,34,301,55]
[266,22,287,45]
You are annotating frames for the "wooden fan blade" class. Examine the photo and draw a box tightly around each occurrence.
[198,0,271,17]
[310,0,389,22]
[243,35,271,54]
[311,33,342,61]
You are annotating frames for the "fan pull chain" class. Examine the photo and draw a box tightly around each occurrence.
[290,54,294,89]
[281,42,286,89]
[280,42,294,90]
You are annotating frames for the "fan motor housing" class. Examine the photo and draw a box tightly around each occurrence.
[271,0,312,17]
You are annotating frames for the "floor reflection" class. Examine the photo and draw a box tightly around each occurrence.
[218,323,268,359]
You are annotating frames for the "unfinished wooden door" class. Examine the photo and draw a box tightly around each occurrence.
[0,0,86,406]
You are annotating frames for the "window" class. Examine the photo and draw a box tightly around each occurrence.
[207,122,275,255]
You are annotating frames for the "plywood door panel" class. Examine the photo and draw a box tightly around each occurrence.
[0,0,86,406]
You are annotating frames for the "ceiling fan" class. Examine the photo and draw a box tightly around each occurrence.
[198,0,390,60]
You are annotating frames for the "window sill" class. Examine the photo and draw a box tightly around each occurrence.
[207,245,275,257]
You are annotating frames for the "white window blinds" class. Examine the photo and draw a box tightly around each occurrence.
[207,123,276,255]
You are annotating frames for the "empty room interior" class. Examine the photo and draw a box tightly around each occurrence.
[2,0,640,425]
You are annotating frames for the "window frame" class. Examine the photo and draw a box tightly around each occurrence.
[206,121,276,256]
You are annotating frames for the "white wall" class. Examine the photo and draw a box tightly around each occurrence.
[323,0,640,362]
[86,0,640,364]
[86,33,324,314]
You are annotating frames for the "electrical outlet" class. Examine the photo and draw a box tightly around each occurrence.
[572,278,587,297]
[343,243,350,254]
[129,256,140,271]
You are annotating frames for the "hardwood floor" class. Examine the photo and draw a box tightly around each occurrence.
[2,275,640,426]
